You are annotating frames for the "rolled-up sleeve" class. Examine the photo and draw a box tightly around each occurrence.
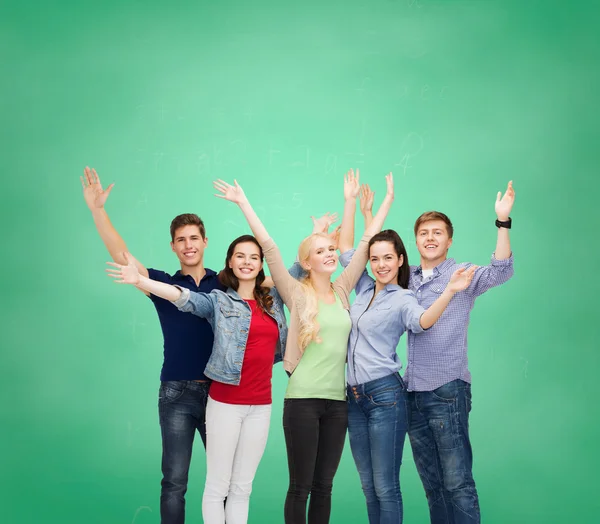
[173,287,216,319]
[400,292,426,334]
[339,249,355,268]
[469,253,515,297]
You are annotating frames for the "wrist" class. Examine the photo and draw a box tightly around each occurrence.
[495,217,512,229]
[442,288,456,298]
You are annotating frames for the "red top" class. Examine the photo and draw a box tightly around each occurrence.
[209,299,279,405]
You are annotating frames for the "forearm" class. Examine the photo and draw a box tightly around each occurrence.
[237,201,270,245]
[420,290,455,329]
[494,227,511,260]
[338,198,356,253]
[262,239,296,305]
[135,275,182,302]
[364,195,393,237]
[362,210,373,229]
[91,208,129,264]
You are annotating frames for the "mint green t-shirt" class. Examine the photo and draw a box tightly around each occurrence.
[285,293,351,401]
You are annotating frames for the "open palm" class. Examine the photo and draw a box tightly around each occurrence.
[359,184,374,214]
[343,169,360,200]
[311,212,339,234]
[106,253,140,285]
[447,266,477,293]
[495,181,515,221]
[213,179,248,205]
[81,167,114,210]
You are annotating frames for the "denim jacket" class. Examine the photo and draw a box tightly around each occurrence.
[173,286,288,385]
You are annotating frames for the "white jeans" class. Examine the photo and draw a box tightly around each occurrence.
[203,397,272,524]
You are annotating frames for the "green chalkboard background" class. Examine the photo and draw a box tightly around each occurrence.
[2,0,598,522]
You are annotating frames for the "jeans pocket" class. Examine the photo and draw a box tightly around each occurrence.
[368,386,400,407]
[429,413,460,450]
[159,382,186,404]
[431,380,459,403]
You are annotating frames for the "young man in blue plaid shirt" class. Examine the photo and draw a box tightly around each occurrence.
[404,181,515,524]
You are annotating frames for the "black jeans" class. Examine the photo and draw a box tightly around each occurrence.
[158,380,210,524]
[283,398,348,524]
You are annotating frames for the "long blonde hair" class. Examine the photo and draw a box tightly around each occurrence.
[296,232,332,351]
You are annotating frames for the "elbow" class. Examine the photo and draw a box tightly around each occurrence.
[418,315,432,331]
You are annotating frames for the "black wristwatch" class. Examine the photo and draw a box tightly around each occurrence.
[495,217,512,229]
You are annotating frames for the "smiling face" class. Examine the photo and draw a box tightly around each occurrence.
[300,234,338,275]
[369,241,404,287]
[415,220,453,267]
[170,224,208,268]
[228,241,263,282]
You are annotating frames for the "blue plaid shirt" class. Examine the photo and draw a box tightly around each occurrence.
[405,254,514,391]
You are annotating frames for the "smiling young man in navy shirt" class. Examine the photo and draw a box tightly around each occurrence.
[81,167,224,524]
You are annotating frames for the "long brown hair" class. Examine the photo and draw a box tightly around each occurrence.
[368,230,410,289]
[218,235,274,314]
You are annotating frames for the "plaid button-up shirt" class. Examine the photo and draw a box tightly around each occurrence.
[404,254,514,392]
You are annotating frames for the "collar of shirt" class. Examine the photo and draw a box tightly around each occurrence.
[361,279,405,295]
[172,267,218,285]
[412,258,456,280]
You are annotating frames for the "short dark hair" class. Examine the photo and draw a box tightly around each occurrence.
[367,229,410,289]
[413,211,454,238]
[170,214,206,241]
[218,235,274,314]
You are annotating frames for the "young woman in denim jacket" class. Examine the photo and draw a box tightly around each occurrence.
[107,234,289,524]
[212,171,395,524]
[336,184,476,524]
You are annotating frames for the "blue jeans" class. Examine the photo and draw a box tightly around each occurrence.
[347,372,408,524]
[407,379,480,524]
[158,380,210,524]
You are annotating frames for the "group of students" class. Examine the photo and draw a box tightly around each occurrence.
[82,166,515,524]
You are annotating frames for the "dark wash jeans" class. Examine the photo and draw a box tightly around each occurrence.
[347,372,408,524]
[283,398,348,524]
[407,379,480,524]
[158,380,210,524]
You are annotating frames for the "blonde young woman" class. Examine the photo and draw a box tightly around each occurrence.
[213,171,394,524]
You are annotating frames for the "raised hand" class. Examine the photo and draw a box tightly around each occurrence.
[213,179,248,205]
[495,181,515,221]
[311,212,339,234]
[343,169,360,201]
[447,266,477,294]
[329,225,342,249]
[81,167,114,210]
[385,172,394,199]
[359,184,375,216]
[106,252,141,285]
